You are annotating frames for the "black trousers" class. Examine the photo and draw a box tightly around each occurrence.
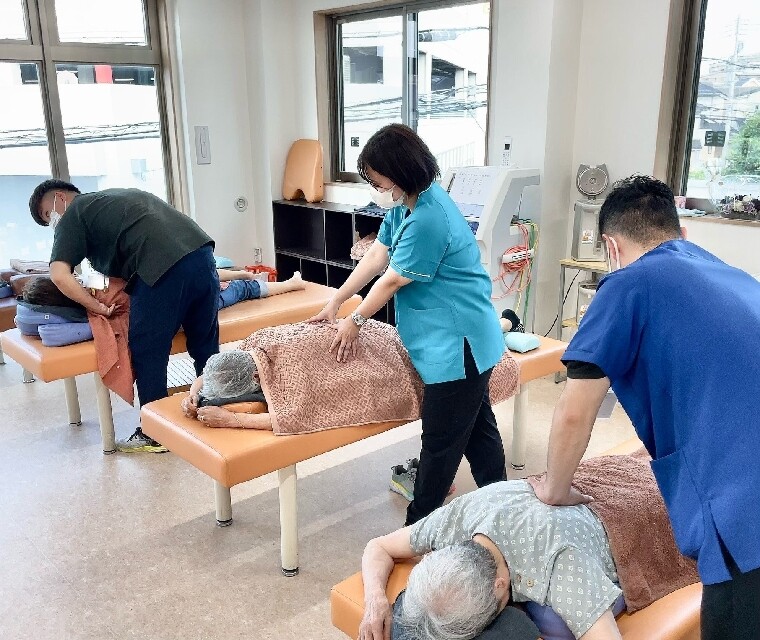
[702,548,760,640]
[405,341,507,526]
[129,245,220,407]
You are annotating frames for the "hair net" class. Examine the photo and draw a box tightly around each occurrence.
[201,350,259,400]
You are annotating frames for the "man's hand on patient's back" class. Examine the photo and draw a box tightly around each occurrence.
[528,475,593,507]
[359,594,392,640]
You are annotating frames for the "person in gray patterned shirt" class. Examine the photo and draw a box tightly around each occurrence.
[359,480,624,640]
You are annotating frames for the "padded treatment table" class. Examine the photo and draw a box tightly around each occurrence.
[140,337,567,575]
[0,282,360,453]
[330,437,702,640]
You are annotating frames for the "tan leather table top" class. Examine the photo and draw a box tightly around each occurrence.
[330,437,702,640]
[0,282,359,382]
[140,337,567,488]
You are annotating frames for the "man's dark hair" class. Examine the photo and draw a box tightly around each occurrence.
[29,179,81,226]
[598,175,681,246]
[22,276,84,310]
[357,124,440,196]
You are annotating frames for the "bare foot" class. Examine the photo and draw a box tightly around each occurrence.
[289,271,306,290]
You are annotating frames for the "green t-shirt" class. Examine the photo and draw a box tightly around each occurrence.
[50,188,213,286]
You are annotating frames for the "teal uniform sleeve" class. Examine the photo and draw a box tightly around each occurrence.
[50,206,87,270]
[562,270,649,380]
[377,210,394,247]
[389,213,450,283]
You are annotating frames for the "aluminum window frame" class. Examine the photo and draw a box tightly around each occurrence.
[0,0,177,204]
[328,0,492,183]
[667,0,708,194]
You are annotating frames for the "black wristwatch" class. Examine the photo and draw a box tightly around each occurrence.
[351,310,367,328]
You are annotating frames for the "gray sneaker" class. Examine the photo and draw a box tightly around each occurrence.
[116,429,168,453]
[390,460,417,501]
[389,457,455,501]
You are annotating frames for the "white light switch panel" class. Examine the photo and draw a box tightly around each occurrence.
[195,126,211,165]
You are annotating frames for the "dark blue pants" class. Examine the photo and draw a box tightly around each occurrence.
[129,245,220,407]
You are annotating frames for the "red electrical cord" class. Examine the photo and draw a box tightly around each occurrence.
[492,223,533,299]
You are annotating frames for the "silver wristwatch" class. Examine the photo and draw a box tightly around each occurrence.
[351,310,368,328]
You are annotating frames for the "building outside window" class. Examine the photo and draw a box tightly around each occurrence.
[0,0,172,268]
[332,1,491,180]
[683,0,760,203]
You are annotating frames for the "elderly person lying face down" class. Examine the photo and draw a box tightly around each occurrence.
[181,350,273,430]
[359,479,626,640]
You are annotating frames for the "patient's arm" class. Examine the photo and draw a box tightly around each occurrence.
[580,608,622,640]
[359,528,415,640]
[195,405,272,430]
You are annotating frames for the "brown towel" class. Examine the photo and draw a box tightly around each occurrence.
[571,450,699,613]
[240,321,519,435]
[87,278,134,405]
[9,259,50,274]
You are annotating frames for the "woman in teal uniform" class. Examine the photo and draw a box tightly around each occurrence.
[310,124,505,524]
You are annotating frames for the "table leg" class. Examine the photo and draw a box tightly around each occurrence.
[64,377,82,426]
[94,373,116,454]
[278,465,299,576]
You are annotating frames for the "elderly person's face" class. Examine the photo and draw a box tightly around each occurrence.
[399,536,511,640]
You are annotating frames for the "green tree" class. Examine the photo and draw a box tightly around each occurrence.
[725,110,760,176]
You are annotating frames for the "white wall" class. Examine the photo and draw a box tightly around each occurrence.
[173,0,258,266]
[681,218,760,276]
[171,0,684,329]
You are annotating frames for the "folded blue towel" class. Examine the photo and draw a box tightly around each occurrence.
[214,256,234,268]
[505,332,540,353]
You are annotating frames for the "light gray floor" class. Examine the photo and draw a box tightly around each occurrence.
[0,356,636,639]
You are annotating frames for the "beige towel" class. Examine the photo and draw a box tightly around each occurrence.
[240,321,519,435]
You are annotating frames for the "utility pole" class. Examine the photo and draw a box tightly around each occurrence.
[724,14,742,151]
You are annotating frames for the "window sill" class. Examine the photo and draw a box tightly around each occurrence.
[679,214,760,228]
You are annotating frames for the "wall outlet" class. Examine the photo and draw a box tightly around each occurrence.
[252,247,263,264]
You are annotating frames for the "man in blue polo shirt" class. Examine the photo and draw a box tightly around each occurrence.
[529,175,760,640]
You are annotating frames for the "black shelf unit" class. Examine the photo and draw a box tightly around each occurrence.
[273,199,392,324]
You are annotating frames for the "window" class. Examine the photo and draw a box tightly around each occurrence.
[331,1,491,180]
[676,0,760,202]
[0,0,171,268]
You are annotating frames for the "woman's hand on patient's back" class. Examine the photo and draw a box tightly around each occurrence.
[359,594,392,640]
[307,297,340,324]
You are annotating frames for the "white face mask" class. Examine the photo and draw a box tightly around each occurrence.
[369,185,404,210]
[605,237,621,272]
[48,193,64,230]
[49,211,62,230]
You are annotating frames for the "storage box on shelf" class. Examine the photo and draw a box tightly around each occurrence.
[273,199,393,324]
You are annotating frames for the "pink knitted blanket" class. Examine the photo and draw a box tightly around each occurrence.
[240,321,519,435]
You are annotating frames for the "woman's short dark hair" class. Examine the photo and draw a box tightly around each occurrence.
[357,124,440,196]
[29,179,81,226]
[599,175,682,246]
[22,276,84,310]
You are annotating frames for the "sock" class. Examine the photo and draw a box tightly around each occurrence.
[501,309,525,333]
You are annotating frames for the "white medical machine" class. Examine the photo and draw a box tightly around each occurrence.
[571,164,609,262]
[440,166,541,328]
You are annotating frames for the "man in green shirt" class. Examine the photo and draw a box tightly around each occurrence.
[29,180,220,453]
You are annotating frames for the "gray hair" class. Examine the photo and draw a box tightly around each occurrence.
[201,350,258,400]
[398,541,500,640]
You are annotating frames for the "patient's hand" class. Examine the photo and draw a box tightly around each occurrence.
[196,406,237,428]
[181,393,198,419]
[358,594,392,640]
